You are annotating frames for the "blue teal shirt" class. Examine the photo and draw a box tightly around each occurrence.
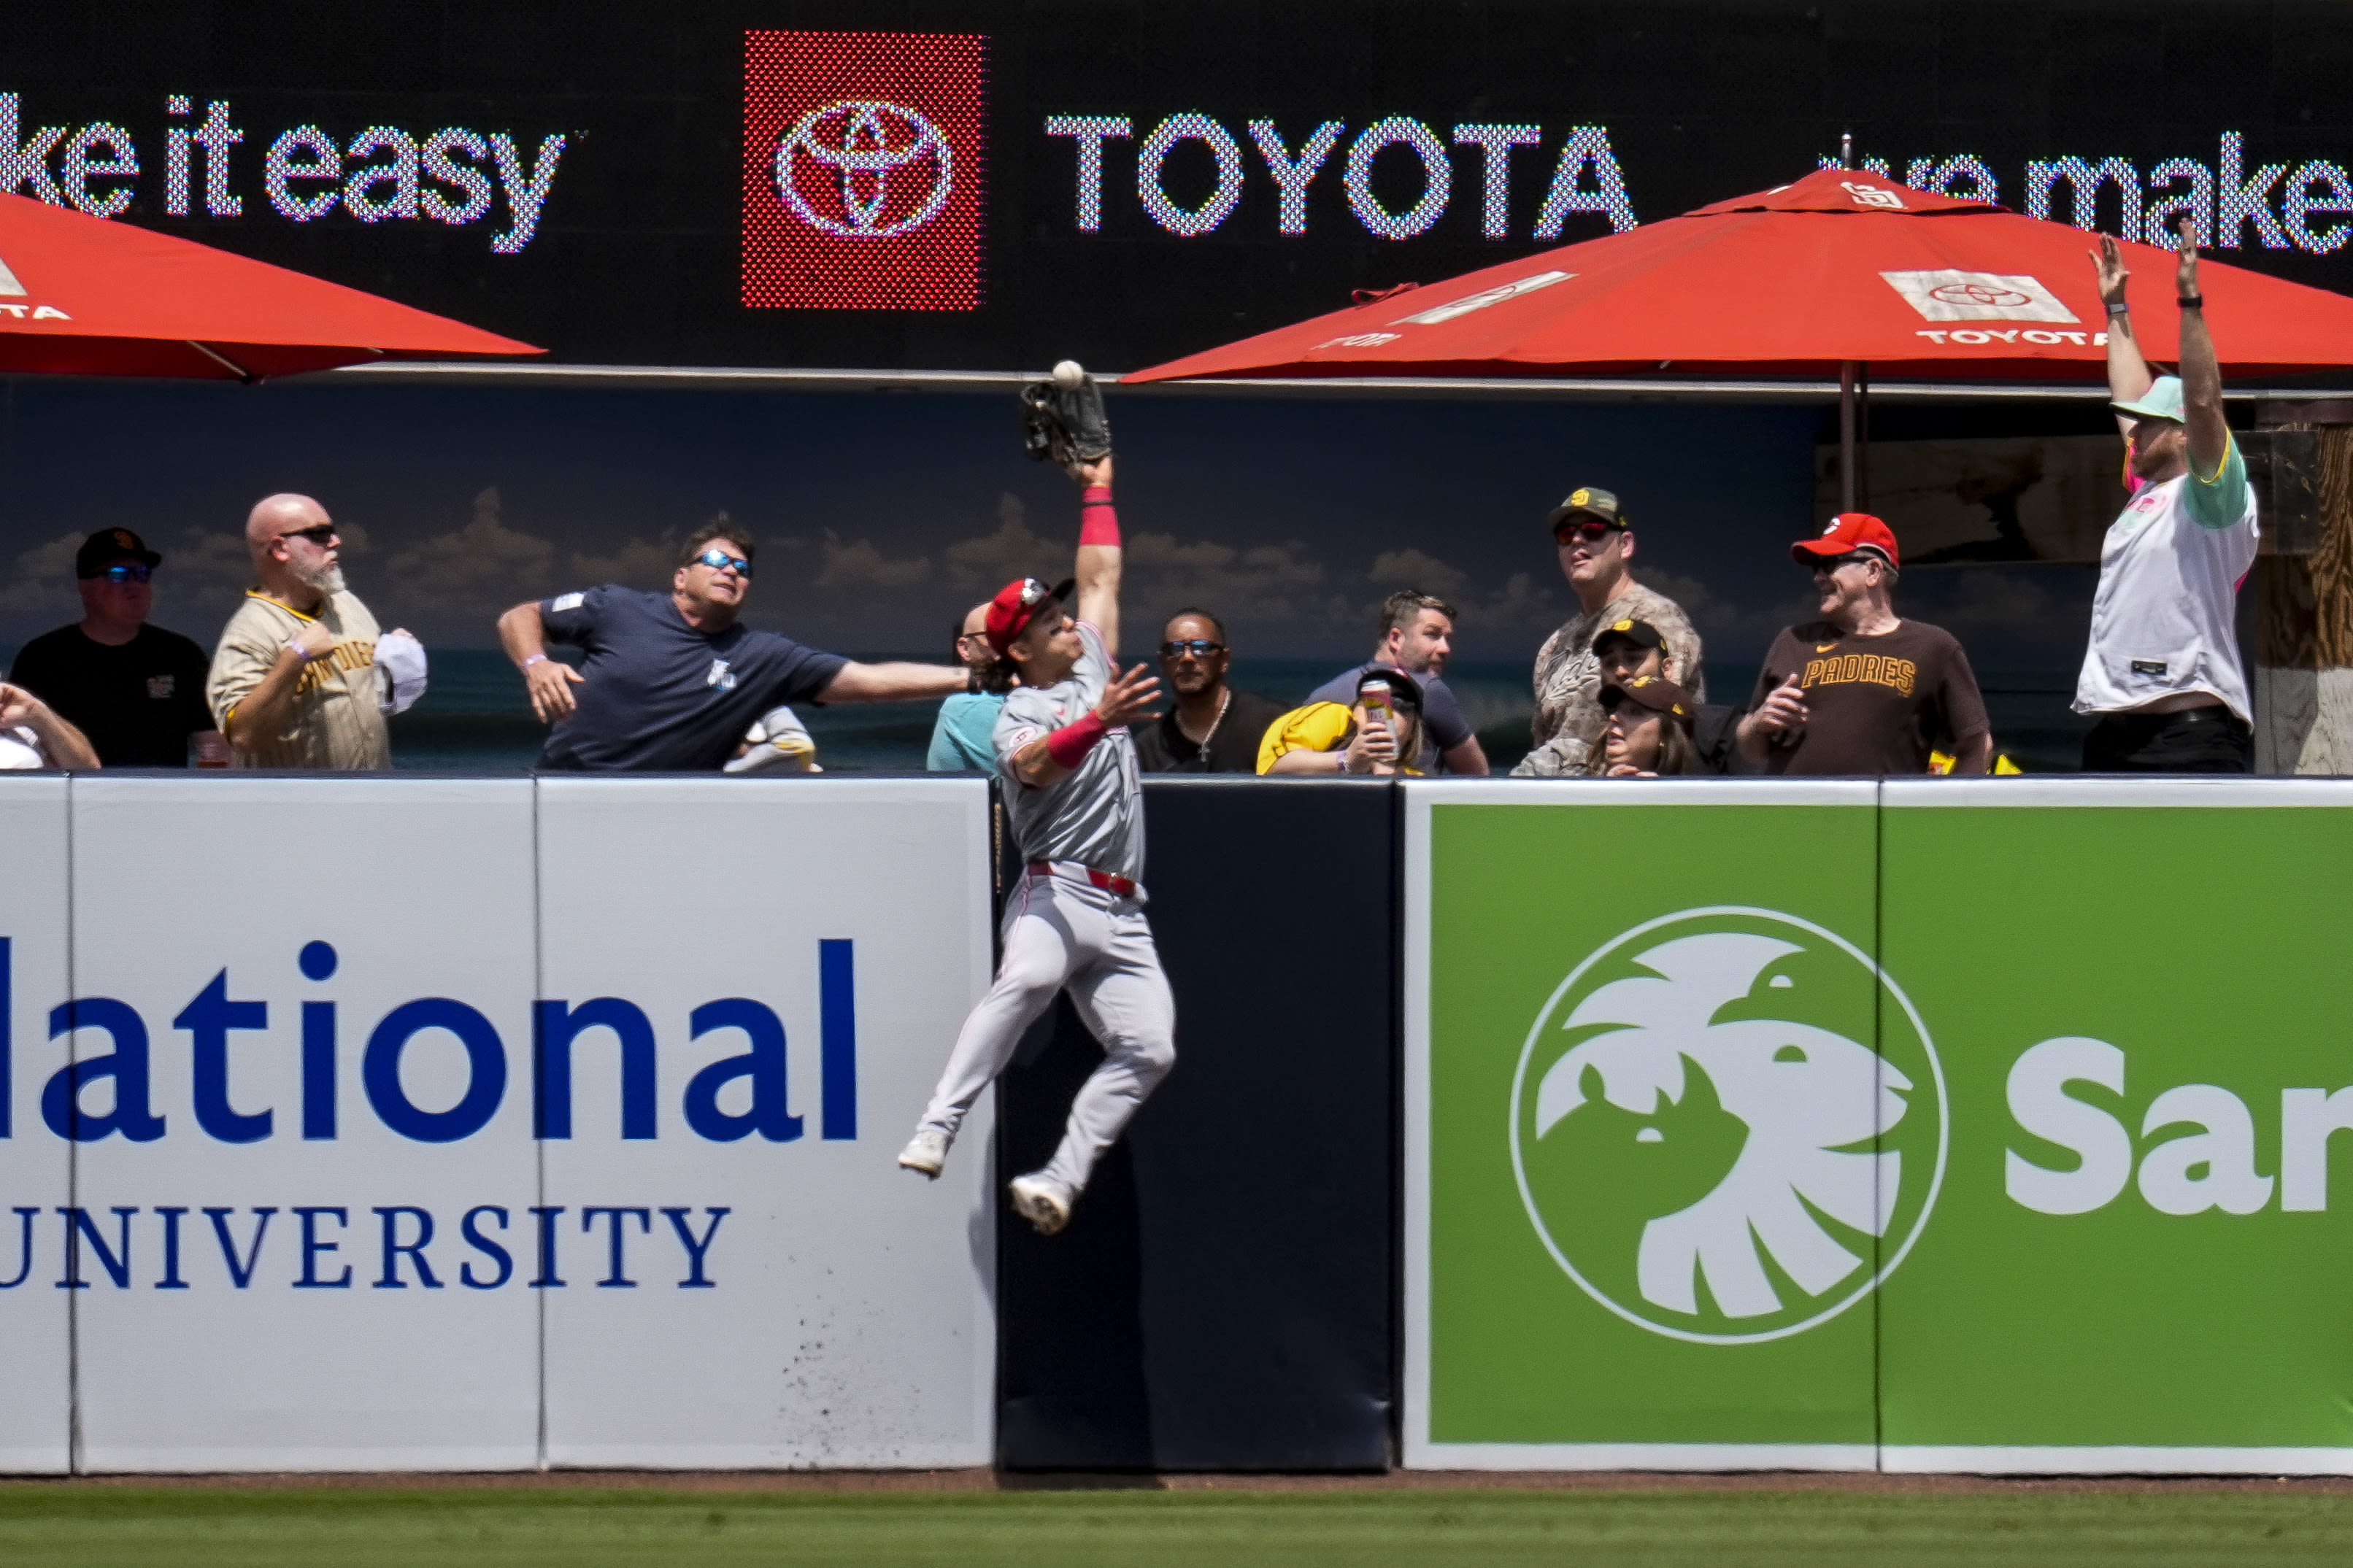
[927,691,1005,771]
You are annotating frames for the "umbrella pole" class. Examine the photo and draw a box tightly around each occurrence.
[1839,360,1857,513]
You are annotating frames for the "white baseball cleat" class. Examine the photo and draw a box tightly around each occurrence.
[1008,1173,1073,1236]
[897,1127,951,1178]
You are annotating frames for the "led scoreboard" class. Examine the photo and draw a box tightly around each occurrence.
[6,1,2353,373]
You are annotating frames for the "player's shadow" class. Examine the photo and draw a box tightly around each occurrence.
[995,992,1156,1469]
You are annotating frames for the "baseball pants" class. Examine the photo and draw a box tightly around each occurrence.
[919,866,1176,1197]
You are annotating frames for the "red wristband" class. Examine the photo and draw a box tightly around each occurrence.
[1079,487,1119,547]
[1044,711,1110,768]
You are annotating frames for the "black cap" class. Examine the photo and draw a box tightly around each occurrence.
[1591,617,1668,657]
[1356,665,1423,711]
[76,528,161,578]
[1600,674,1695,727]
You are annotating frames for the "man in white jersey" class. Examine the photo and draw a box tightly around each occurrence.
[2075,225,2259,772]
[898,454,1172,1236]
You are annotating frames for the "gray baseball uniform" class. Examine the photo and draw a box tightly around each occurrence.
[917,620,1175,1199]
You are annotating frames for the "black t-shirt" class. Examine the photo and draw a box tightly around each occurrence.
[536,587,849,771]
[1747,619,1990,776]
[8,623,214,767]
[1131,689,1287,773]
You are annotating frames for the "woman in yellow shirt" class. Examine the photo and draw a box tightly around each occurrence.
[1258,665,1425,776]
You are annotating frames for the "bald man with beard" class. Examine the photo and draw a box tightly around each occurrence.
[206,493,401,769]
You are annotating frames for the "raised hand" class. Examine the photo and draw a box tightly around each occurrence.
[2090,234,2130,307]
[1068,452,1114,490]
[1092,661,1160,727]
[2173,215,2200,298]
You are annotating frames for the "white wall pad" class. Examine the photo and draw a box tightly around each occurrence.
[534,777,995,1469]
[66,778,539,1472]
[0,776,71,1472]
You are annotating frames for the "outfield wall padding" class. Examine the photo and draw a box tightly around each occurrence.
[0,774,997,1474]
[1405,775,2353,1476]
[998,777,1398,1472]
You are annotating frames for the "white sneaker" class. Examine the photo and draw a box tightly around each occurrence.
[898,1127,951,1178]
[1008,1173,1073,1235]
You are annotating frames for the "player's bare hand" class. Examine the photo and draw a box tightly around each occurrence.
[2173,216,2200,296]
[288,621,336,663]
[525,657,586,723]
[2090,234,2130,307]
[1755,673,1808,735]
[1068,453,1114,490]
[1093,662,1159,727]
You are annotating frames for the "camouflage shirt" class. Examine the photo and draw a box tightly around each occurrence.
[1514,582,1704,778]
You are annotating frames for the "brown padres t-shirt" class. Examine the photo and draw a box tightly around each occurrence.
[1747,619,1989,776]
[207,589,390,770]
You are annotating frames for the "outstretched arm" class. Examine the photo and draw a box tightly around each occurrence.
[2173,229,2230,476]
[2090,234,2152,439]
[1069,453,1120,657]
[820,661,970,703]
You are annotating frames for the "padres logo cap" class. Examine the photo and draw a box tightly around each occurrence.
[1599,673,1695,727]
[1590,616,1670,657]
[1546,485,1625,534]
[74,527,161,578]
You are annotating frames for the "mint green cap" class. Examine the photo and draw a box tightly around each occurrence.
[2112,375,2185,422]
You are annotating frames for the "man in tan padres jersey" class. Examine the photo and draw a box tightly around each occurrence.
[207,494,399,770]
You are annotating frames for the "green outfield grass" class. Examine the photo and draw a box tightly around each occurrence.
[1,1485,2349,1567]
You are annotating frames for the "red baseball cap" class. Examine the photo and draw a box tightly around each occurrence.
[984,575,1077,655]
[1792,512,1900,569]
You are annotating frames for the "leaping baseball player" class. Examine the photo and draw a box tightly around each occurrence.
[896,442,1173,1236]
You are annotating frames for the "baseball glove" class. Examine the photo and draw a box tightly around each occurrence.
[1019,368,1112,466]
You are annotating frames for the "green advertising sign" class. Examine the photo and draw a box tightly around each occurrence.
[1408,778,2353,1475]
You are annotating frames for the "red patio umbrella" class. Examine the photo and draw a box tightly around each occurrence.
[1123,166,2353,505]
[0,192,539,380]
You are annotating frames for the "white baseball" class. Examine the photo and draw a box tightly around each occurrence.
[1052,359,1085,390]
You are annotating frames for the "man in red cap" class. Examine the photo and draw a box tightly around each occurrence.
[899,452,1172,1239]
[1736,514,1992,775]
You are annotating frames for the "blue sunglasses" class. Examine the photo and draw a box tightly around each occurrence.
[694,547,752,577]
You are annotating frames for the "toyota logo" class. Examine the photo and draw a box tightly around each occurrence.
[773,100,954,238]
[1928,281,2033,309]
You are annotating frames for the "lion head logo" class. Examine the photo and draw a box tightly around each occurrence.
[1509,907,1946,1344]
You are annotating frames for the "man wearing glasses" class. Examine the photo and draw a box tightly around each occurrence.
[1736,514,1992,775]
[9,528,223,767]
[1516,486,1706,778]
[498,522,968,771]
[1131,609,1285,772]
[207,495,398,770]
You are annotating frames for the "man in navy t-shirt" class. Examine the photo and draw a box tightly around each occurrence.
[496,521,970,771]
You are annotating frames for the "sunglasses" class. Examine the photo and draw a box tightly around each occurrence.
[1159,638,1225,659]
[695,547,752,576]
[1553,518,1624,545]
[280,525,337,546]
[91,563,151,584]
[1809,552,1876,574]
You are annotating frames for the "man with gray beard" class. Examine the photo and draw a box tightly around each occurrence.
[206,493,398,769]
